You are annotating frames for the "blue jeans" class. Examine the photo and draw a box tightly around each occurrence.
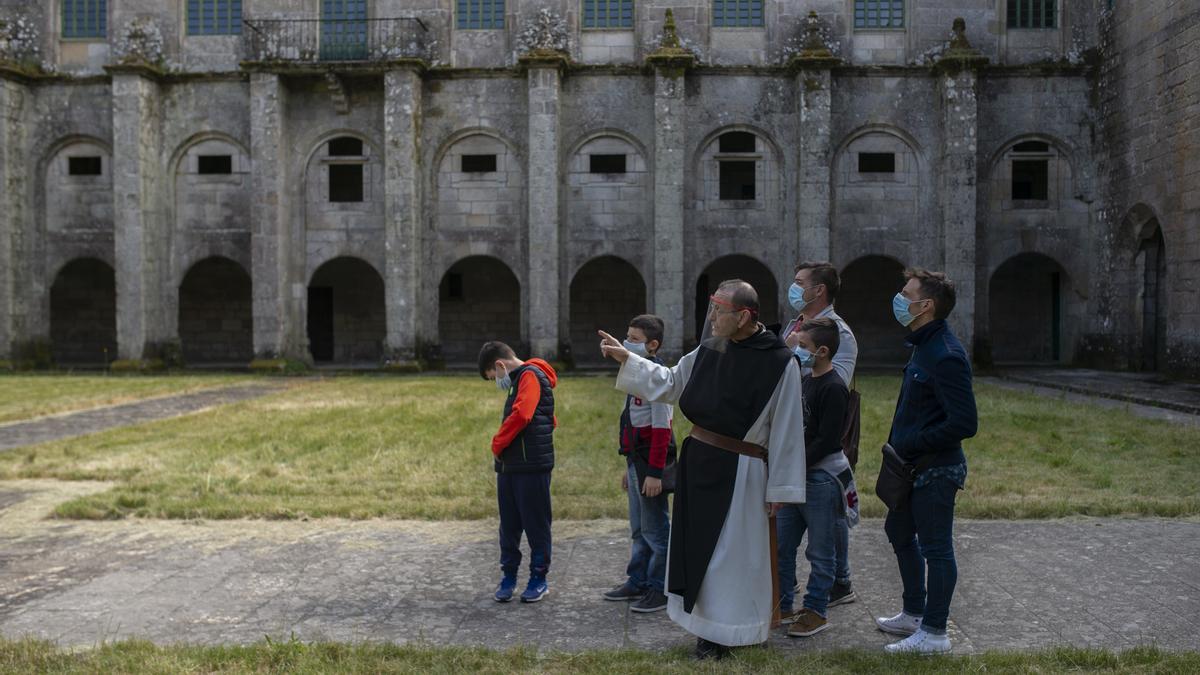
[884,471,960,634]
[835,511,850,584]
[776,469,839,616]
[625,462,670,592]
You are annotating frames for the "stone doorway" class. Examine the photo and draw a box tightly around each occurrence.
[988,253,1073,364]
[306,257,385,364]
[50,258,117,366]
[838,255,908,367]
[438,256,522,364]
[178,257,252,365]
[569,256,645,366]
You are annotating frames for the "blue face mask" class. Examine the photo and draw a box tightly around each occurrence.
[795,347,816,368]
[788,283,809,312]
[892,293,927,327]
[495,365,511,392]
[623,340,649,358]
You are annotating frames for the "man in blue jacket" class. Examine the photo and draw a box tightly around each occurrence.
[876,268,977,655]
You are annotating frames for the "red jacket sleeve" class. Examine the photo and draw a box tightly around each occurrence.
[491,370,541,456]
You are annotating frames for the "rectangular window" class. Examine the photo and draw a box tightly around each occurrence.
[457,0,506,29]
[718,132,756,153]
[62,0,107,38]
[328,137,364,157]
[583,0,634,28]
[197,155,233,174]
[858,152,896,173]
[68,156,103,176]
[589,154,627,174]
[719,160,756,200]
[854,1,904,29]
[712,0,763,28]
[329,164,364,202]
[1007,0,1057,28]
[462,154,498,173]
[187,0,242,35]
[1011,160,1048,200]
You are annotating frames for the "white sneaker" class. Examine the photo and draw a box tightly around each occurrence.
[875,611,922,636]
[884,629,951,654]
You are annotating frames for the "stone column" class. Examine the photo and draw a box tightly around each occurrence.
[108,65,168,362]
[383,65,424,363]
[646,12,696,361]
[791,13,841,263]
[935,19,988,354]
[0,74,28,361]
[522,54,566,360]
[249,71,299,361]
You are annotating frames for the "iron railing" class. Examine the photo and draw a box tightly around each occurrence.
[242,17,429,63]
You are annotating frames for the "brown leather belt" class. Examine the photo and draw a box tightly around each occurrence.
[689,425,768,461]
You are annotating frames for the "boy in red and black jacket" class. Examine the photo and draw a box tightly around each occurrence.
[479,341,558,604]
[601,315,675,613]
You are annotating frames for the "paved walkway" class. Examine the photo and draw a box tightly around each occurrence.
[997,368,1200,416]
[0,482,1196,653]
[0,383,285,452]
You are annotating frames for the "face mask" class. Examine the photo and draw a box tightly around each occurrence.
[892,293,926,327]
[495,365,511,392]
[623,340,649,357]
[788,283,809,312]
[795,347,816,368]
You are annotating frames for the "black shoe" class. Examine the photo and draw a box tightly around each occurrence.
[631,589,668,613]
[828,580,857,607]
[602,581,644,601]
[694,638,730,660]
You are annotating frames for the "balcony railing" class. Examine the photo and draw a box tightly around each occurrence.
[242,17,429,63]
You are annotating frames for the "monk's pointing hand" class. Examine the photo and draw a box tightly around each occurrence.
[598,330,630,364]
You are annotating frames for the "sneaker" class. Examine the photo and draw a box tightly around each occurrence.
[494,574,517,603]
[884,629,951,654]
[875,611,923,637]
[694,638,730,660]
[631,589,667,613]
[602,581,644,602]
[778,608,801,625]
[828,581,857,607]
[785,608,829,637]
[520,576,548,603]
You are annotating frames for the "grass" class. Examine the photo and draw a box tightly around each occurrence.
[0,374,252,425]
[0,638,1196,674]
[0,374,1196,521]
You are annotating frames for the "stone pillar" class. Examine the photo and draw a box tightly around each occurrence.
[0,75,28,361]
[109,66,168,362]
[791,13,841,263]
[383,65,424,362]
[249,72,300,360]
[935,20,988,354]
[522,56,566,360]
[646,12,696,361]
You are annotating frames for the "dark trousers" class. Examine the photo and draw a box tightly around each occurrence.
[497,471,552,578]
[883,474,959,633]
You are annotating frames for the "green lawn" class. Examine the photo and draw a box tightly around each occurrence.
[0,639,1194,674]
[0,374,252,424]
[0,374,1196,520]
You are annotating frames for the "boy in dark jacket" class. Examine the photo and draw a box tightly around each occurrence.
[602,315,675,613]
[479,341,559,603]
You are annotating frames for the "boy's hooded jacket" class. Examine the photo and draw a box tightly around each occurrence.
[492,358,558,473]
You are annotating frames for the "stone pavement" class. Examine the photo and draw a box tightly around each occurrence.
[997,368,1200,416]
[0,481,1197,653]
[0,383,285,452]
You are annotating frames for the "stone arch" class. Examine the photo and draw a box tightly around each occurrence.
[306,256,386,364]
[987,252,1081,364]
[178,256,253,365]
[985,133,1078,211]
[170,132,251,232]
[50,258,116,365]
[693,255,779,344]
[692,124,785,206]
[433,129,524,232]
[302,131,385,233]
[568,256,646,366]
[42,136,114,234]
[1119,205,1168,372]
[438,256,522,363]
[831,125,925,265]
[564,131,651,240]
[838,255,908,366]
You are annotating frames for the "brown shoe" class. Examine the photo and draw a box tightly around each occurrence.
[779,608,802,625]
[786,608,829,637]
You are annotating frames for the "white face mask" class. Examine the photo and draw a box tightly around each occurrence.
[495,365,510,391]
[623,339,649,357]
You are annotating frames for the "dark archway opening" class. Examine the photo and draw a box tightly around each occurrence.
[439,256,522,364]
[307,257,385,364]
[569,256,646,366]
[50,258,117,365]
[838,256,908,366]
[179,257,253,364]
[989,253,1069,364]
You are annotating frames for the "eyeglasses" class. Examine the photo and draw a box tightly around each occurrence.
[708,295,758,319]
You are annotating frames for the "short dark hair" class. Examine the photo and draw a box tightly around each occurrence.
[794,261,840,302]
[477,341,516,378]
[628,314,665,347]
[717,279,759,319]
[799,317,840,357]
[905,268,956,320]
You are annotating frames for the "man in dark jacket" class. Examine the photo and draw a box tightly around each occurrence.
[876,269,977,655]
[479,341,558,604]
